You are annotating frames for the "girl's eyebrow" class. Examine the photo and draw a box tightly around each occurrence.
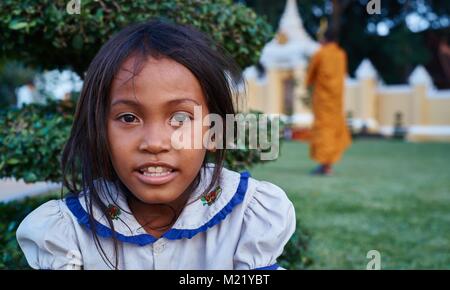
[166,98,201,106]
[111,98,200,107]
[111,99,141,108]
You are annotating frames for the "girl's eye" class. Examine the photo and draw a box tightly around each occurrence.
[118,114,139,123]
[171,112,192,125]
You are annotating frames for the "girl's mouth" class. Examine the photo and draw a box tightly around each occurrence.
[134,166,178,185]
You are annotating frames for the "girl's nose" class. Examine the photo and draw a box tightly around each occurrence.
[138,123,171,154]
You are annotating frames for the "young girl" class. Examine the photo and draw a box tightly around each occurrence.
[16,20,296,270]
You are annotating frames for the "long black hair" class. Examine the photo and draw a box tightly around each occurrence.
[61,19,241,269]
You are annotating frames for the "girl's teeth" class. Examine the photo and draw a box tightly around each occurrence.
[144,166,172,173]
[141,165,173,177]
[142,171,172,177]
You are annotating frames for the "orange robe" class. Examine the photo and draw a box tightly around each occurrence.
[306,43,351,165]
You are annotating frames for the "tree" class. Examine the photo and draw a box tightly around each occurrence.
[0,0,273,76]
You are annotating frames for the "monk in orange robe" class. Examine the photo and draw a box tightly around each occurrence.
[306,30,351,175]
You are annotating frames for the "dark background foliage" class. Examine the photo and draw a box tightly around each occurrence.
[244,0,450,88]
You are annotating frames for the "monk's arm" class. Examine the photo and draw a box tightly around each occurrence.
[343,51,348,75]
[306,52,320,88]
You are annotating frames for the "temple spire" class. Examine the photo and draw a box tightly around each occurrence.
[278,0,313,43]
[259,0,319,68]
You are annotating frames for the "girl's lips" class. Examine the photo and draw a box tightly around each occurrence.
[133,170,178,186]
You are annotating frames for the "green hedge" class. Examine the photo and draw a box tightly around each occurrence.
[0,0,273,75]
[0,99,75,183]
[0,61,38,107]
[279,221,313,269]
[0,194,58,269]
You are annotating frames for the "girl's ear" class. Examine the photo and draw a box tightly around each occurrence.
[205,138,217,152]
[205,132,217,152]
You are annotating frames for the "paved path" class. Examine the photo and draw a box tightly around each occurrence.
[0,178,60,203]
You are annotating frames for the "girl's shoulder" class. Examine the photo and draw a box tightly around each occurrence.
[171,165,295,232]
[218,165,295,219]
[16,199,78,240]
[16,199,82,269]
[217,166,296,270]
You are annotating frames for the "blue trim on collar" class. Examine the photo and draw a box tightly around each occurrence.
[163,171,250,240]
[65,195,157,246]
[254,264,279,270]
[65,170,250,246]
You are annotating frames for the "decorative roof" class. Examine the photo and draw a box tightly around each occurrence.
[260,0,319,69]
[355,59,378,80]
[408,65,434,87]
[278,0,315,44]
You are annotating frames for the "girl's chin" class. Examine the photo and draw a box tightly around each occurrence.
[131,190,184,206]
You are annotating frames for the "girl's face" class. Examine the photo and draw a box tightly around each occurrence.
[108,56,210,205]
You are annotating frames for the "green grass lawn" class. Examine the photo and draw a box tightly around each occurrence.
[251,139,450,269]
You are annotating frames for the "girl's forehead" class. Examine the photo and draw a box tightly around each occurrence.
[110,56,205,103]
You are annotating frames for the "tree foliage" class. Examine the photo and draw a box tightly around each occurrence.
[0,0,273,76]
[245,0,450,87]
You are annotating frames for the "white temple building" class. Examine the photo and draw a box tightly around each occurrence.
[243,0,450,142]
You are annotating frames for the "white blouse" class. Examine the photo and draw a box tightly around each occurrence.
[16,165,296,270]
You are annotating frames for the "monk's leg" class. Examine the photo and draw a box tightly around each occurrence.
[310,126,337,165]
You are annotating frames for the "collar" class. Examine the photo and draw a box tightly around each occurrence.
[65,165,250,246]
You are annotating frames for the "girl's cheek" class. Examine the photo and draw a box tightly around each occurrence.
[169,121,198,148]
[107,123,133,149]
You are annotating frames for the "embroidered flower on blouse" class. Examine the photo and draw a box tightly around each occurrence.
[201,186,222,206]
[106,204,121,220]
